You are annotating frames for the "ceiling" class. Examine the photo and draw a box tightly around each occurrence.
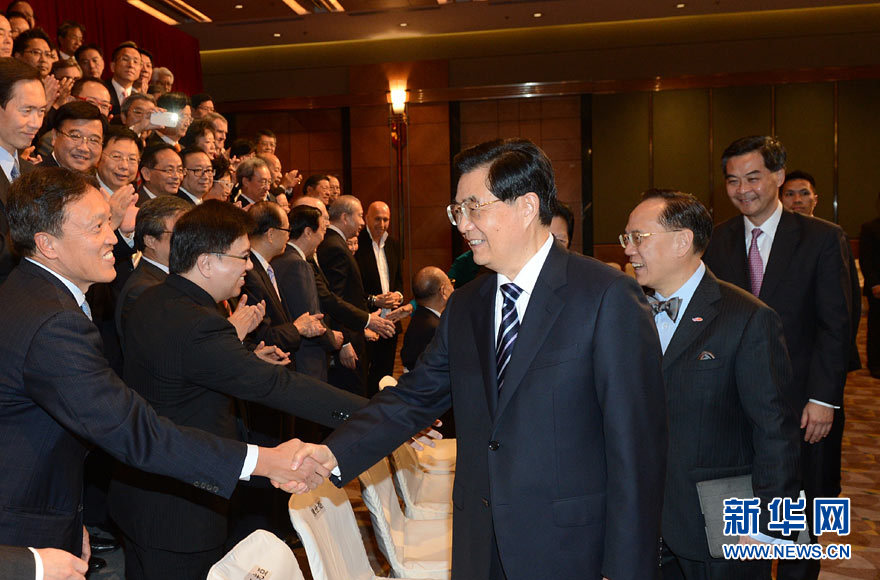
[150,0,880,51]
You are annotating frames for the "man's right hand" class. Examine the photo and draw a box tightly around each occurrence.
[292,443,339,476]
[36,548,89,580]
[367,310,395,338]
[254,439,330,493]
[228,295,266,340]
[339,343,358,369]
[293,312,326,337]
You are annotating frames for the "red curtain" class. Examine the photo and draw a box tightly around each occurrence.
[28,0,203,95]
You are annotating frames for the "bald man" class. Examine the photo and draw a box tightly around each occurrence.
[401,266,452,371]
[355,201,407,396]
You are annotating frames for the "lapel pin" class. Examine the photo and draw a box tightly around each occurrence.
[691,317,703,322]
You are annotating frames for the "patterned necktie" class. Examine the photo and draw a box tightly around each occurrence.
[496,283,523,391]
[10,157,20,182]
[80,299,92,322]
[648,295,683,322]
[748,228,764,296]
[266,264,281,301]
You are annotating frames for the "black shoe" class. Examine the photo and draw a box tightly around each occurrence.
[90,535,119,553]
[89,556,107,572]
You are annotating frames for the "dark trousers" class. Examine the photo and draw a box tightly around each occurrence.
[365,333,398,397]
[776,409,845,580]
[868,296,880,375]
[123,535,224,580]
[660,540,770,580]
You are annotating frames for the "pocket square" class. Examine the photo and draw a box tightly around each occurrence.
[698,351,715,361]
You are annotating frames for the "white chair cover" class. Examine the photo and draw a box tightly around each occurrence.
[207,529,303,580]
[358,458,451,579]
[391,445,453,520]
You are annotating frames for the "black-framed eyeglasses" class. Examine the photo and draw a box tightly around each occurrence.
[151,166,185,177]
[213,252,250,262]
[271,226,291,233]
[57,129,102,148]
[618,230,682,248]
[185,167,214,177]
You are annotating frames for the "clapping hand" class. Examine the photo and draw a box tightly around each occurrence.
[293,312,326,337]
[386,303,413,323]
[253,341,291,366]
[228,294,266,340]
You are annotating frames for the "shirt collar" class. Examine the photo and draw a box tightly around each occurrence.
[96,175,114,198]
[159,133,177,146]
[744,200,783,239]
[251,249,270,272]
[142,185,157,199]
[496,233,555,297]
[0,146,17,182]
[654,261,706,304]
[111,78,131,99]
[424,306,442,318]
[25,257,88,308]
[369,229,388,248]
[288,241,306,260]
[141,255,170,274]
[328,224,347,240]
[179,186,202,204]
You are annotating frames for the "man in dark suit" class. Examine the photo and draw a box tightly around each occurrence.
[0,58,43,284]
[110,200,368,580]
[860,193,880,377]
[115,195,190,338]
[626,189,801,579]
[232,156,271,208]
[317,194,376,395]
[137,144,182,206]
[400,266,452,371]
[294,139,667,580]
[244,201,327,356]
[104,41,141,118]
[703,136,852,580]
[0,544,88,580]
[177,146,213,205]
[0,167,325,563]
[356,200,406,394]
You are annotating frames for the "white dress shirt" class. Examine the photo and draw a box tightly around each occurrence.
[743,201,783,274]
[178,186,202,205]
[0,145,19,182]
[111,78,133,108]
[652,262,706,354]
[493,234,555,343]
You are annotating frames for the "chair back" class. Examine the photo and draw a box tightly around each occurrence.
[358,457,407,568]
[288,480,376,580]
[207,529,304,580]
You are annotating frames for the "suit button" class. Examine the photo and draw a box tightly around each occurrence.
[481,497,490,507]
[488,440,500,451]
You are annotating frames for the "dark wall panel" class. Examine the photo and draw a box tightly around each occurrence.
[711,86,772,224]
[775,83,835,221]
[653,89,711,203]
[592,93,650,244]
[839,79,880,237]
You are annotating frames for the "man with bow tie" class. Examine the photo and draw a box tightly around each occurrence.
[624,189,801,580]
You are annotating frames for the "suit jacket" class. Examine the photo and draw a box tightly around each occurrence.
[355,228,403,297]
[317,228,369,351]
[660,268,800,561]
[0,545,35,577]
[243,256,301,354]
[104,79,123,117]
[324,243,667,580]
[136,184,158,207]
[272,245,337,380]
[400,306,440,370]
[0,260,245,554]
[310,255,370,331]
[115,259,167,340]
[36,155,59,168]
[110,274,367,552]
[703,210,852,410]
[0,158,35,284]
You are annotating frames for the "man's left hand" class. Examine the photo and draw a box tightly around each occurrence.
[801,402,834,443]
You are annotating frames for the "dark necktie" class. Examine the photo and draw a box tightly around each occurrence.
[648,295,682,322]
[748,228,764,296]
[496,283,523,391]
[10,158,20,182]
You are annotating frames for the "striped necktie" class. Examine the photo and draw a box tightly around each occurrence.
[748,228,764,296]
[496,283,523,391]
[266,264,281,301]
[10,158,20,181]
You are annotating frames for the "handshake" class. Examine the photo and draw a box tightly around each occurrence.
[254,439,338,494]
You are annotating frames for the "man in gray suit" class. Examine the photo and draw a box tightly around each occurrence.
[625,189,801,579]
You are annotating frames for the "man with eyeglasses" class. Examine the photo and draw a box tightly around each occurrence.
[624,189,800,580]
[41,100,103,171]
[234,156,272,208]
[120,92,160,144]
[105,41,141,117]
[178,146,213,205]
[148,91,191,150]
[138,144,183,205]
[110,200,368,580]
[12,27,50,78]
[293,139,667,580]
[56,20,84,61]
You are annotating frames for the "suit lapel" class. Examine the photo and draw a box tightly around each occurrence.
[0,170,10,205]
[251,258,288,322]
[494,245,567,422]
[662,270,720,371]
[472,274,499,416]
[723,218,750,291]
[759,211,799,302]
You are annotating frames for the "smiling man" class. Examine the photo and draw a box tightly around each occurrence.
[138,144,182,204]
[43,100,105,171]
[294,138,667,580]
[703,136,853,580]
[0,58,45,283]
[110,200,367,580]
[177,146,213,205]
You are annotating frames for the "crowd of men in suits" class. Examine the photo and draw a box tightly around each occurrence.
[0,3,872,580]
